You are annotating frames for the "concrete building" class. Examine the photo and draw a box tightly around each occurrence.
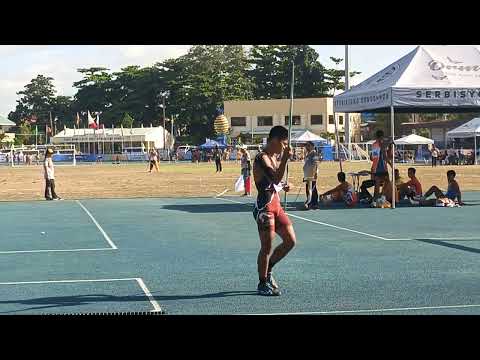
[224,98,361,142]
[0,115,15,133]
[0,116,16,145]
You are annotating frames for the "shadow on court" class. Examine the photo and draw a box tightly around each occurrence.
[0,291,258,314]
[417,239,480,255]
[162,203,252,213]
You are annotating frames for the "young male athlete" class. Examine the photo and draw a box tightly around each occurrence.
[413,170,464,206]
[320,172,358,207]
[370,130,392,200]
[253,126,296,296]
[398,167,422,200]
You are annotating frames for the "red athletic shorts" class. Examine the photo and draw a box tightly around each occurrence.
[253,193,292,232]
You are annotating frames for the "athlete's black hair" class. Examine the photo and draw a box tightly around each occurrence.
[306,141,314,147]
[337,171,346,182]
[447,170,456,178]
[375,129,384,139]
[408,167,416,175]
[268,126,289,141]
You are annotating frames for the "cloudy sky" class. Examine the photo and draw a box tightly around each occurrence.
[0,45,423,117]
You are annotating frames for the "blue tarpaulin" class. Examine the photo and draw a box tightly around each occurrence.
[199,139,227,149]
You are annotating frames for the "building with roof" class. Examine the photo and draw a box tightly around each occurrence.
[0,116,16,145]
[52,126,172,154]
[0,115,15,133]
[224,98,362,143]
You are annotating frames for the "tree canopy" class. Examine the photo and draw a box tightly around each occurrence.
[9,45,362,143]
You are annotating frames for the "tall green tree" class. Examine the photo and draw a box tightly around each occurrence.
[72,67,114,126]
[159,45,253,142]
[8,75,57,125]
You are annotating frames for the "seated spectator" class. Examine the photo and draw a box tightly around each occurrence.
[413,169,463,206]
[320,172,358,207]
[398,167,422,199]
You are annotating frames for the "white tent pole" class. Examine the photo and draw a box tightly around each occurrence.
[344,44,351,160]
[475,134,477,165]
[390,105,396,209]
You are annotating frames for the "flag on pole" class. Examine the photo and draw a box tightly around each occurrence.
[88,111,98,129]
[76,112,80,127]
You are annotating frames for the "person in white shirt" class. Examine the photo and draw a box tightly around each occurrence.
[148,149,159,173]
[44,149,62,200]
[303,141,320,210]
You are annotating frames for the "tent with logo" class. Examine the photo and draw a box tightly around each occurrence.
[446,117,480,164]
[334,45,480,207]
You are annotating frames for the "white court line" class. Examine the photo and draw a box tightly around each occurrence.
[216,189,229,197]
[213,196,389,241]
[0,278,137,285]
[240,303,480,315]
[135,278,163,313]
[76,200,118,249]
[287,213,389,240]
[214,196,480,242]
[0,247,115,255]
[0,277,163,313]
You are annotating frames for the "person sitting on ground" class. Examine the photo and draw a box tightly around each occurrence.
[397,167,422,200]
[320,172,358,207]
[394,169,404,187]
[412,170,463,207]
[380,175,399,205]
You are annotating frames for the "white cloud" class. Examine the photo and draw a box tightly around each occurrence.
[0,45,191,116]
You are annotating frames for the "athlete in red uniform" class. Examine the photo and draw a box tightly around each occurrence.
[253,126,296,296]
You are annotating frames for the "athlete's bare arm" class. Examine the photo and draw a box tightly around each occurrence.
[259,146,292,185]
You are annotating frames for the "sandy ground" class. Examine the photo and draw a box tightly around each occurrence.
[1,160,480,201]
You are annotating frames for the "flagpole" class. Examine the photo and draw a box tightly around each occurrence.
[35,125,38,148]
[130,124,133,149]
[111,124,114,157]
[121,125,124,154]
[284,61,294,209]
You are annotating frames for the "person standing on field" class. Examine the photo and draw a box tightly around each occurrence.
[431,145,439,167]
[44,148,62,201]
[240,148,252,196]
[214,145,223,173]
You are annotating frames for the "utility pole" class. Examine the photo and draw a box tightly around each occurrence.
[162,94,166,153]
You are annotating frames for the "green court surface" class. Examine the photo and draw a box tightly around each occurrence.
[0,192,480,315]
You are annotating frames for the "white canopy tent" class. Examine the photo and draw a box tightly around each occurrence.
[334,45,480,208]
[394,134,434,145]
[446,117,480,164]
[290,130,327,144]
